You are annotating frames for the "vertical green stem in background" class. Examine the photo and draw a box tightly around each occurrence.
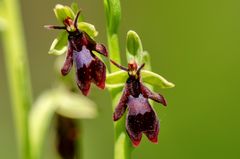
[107,34,121,72]
[104,0,133,159]
[104,0,121,72]
[1,0,32,158]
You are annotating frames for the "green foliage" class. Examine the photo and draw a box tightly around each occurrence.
[104,0,121,35]
[104,0,121,71]
[0,4,6,31]
[0,17,6,31]
[1,0,32,158]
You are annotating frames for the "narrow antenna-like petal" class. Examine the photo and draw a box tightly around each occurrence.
[44,25,66,30]
[110,59,128,71]
[136,63,145,74]
[74,10,81,28]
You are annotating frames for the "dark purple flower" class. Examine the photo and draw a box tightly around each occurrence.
[56,115,79,159]
[45,11,108,96]
[111,60,167,147]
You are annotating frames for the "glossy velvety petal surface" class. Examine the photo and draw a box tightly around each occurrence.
[74,46,94,96]
[144,121,159,144]
[91,57,106,89]
[73,45,107,95]
[126,94,159,146]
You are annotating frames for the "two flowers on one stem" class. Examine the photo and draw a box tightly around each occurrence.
[46,10,170,147]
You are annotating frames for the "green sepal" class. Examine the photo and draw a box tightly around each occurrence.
[141,70,175,88]
[106,70,175,89]
[54,4,75,22]
[48,31,68,55]
[126,30,143,63]
[106,70,127,88]
[78,22,98,38]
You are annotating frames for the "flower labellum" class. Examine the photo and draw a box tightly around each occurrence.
[45,11,108,96]
[111,59,167,147]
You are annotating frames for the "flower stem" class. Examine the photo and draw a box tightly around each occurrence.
[107,33,121,72]
[104,0,133,158]
[1,0,32,158]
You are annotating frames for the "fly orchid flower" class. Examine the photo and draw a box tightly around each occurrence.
[111,59,167,147]
[45,11,108,96]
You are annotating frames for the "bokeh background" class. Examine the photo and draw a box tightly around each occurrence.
[1,0,240,158]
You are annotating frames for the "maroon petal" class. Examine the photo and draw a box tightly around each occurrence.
[76,65,91,96]
[126,94,158,146]
[61,43,73,76]
[126,127,142,147]
[113,86,130,121]
[74,46,94,96]
[82,32,108,57]
[144,119,159,144]
[94,43,108,57]
[91,57,106,89]
[141,83,167,106]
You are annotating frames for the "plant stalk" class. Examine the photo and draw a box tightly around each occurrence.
[104,0,133,158]
[1,0,32,158]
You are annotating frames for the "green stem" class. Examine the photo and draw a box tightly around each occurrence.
[1,0,32,159]
[107,33,121,72]
[104,0,133,158]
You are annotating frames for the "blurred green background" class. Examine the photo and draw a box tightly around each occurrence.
[1,0,240,158]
